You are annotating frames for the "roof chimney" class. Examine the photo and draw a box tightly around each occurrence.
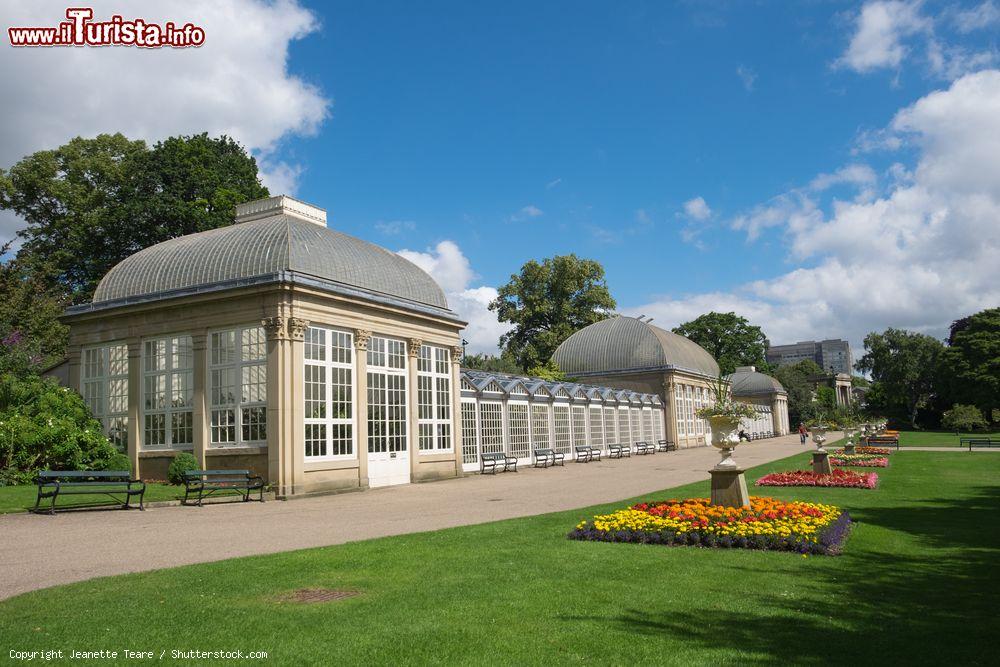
[235,195,327,227]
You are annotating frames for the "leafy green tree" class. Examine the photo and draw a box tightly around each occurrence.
[1,133,268,304]
[856,328,945,428]
[525,359,567,382]
[772,359,823,427]
[672,311,769,375]
[937,307,1000,421]
[0,247,68,375]
[489,254,615,370]
[461,352,521,374]
[940,404,988,433]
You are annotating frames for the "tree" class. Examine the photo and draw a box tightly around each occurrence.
[773,359,824,427]
[855,328,945,428]
[937,307,1000,421]
[489,255,615,370]
[2,133,268,304]
[0,246,68,375]
[672,311,769,375]
[940,404,988,433]
[525,359,568,382]
[461,352,521,374]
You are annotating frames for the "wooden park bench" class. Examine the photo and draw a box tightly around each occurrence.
[183,469,264,506]
[634,441,655,455]
[533,447,565,468]
[656,439,677,452]
[481,451,518,474]
[866,435,900,451]
[608,443,631,459]
[574,445,602,462]
[32,470,146,515]
[961,437,1000,451]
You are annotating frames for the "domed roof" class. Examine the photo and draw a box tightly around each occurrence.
[552,316,720,377]
[726,366,786,395]
[90,196,450,313]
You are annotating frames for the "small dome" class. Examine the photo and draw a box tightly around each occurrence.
[726,366,786,395]
[552,316,720,377]
[92,198,449,312]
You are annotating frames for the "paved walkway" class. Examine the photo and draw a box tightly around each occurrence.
[0,434,820,600]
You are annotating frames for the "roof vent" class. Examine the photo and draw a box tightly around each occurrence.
[235,195,327,227]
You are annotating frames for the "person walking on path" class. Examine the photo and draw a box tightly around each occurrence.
[798,423,808,444]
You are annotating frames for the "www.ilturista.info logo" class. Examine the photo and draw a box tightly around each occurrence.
[7,7,205,48]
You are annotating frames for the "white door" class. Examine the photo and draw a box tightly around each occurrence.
[367,338,410,487]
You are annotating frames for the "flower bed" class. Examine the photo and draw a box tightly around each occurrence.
[756,469,878,489]
[569,497,851,555]
[833,446,893,456]
[830,453,889,467]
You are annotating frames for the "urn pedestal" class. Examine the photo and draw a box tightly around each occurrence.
[708,415,750,508]
[812,450,833,475]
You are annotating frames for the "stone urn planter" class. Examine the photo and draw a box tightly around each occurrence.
[707,415,749,508]
[844,427,858,454]
[810,425,832,475]
[708,415,743,470]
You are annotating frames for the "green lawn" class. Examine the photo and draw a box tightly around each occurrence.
[0,482,185,514]
[1,451,998,665]
[896,429,1000,447]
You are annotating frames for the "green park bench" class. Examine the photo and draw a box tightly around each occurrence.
[32,470,145,515]
[182,469,264,506]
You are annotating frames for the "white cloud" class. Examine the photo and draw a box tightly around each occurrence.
[374,220,417,236]
[836,0,930,73]
[952,1,1000,32]
[509,205,543,222]
[0,0,331,239]
[682,196,712,221]
[396,241,510,354]
[736,64,757,91]
[649,70,1000,352]
[546,178,562,189]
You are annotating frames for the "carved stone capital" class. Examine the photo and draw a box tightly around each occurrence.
[451,345,464,362]
[262,316,286,341]
[288,317,309,341]
[353,329,371,351]
[407,338,423,358]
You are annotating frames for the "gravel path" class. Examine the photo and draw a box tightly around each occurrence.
[0,434,819,600]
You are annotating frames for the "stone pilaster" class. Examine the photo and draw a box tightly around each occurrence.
[354,329,371,488]
[191,333,208,469]
[407,338,422,479]
[126,339,142,477]
[263,315,307,497]
[451,345,464,476]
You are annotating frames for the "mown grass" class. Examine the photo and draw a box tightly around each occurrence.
[0,482,185,514]
[896,429,1000,447]
[1,451,997,665]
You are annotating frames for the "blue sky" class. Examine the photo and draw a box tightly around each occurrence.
[2,0,1000,354]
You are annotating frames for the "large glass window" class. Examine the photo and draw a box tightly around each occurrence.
[571,405,587,446]
[478,402,504,456]
[653,408,663,440]
[304,327,354,460]
[604,406,617,444]
[630,407,642,443]
[675,385,686,437]
[642,408,653,441]
[531,404,550,447]
[553,405,571,454]
[367,336,407,455]
[589,406,604,449]
[143,335,193,450]
[417,345,452,452]
[461,400,478,465]
[507,402,530,459]
[618,408,631,445]
[209,326,267,448]
[685,386,695,437]
[81,343,128,448]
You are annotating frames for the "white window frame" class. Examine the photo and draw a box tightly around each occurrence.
[507,400,531,460]
[417,345,453,453]
[81,342,129,448]
[460,399,479,466]
[304,326,355,461]
[367,335,408,456]
[617,406,631,446]
[604,406,617,445]
[478,400,505,457]
[209,325,267,449]
[589,405,604,450]
[553,404,572,454]
[142,335,194,451]
[641,407,653,442]
[571,405,587,447]
[531,403,551,448]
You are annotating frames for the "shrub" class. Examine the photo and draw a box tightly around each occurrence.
[941,404,988,433]
[99,452,132,473]
[167,452,199,485]
[0,372,117,479]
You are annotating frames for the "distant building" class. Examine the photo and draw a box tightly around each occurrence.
[766,339,853,375]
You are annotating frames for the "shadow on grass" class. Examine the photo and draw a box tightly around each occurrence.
[560,485,1000,664]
